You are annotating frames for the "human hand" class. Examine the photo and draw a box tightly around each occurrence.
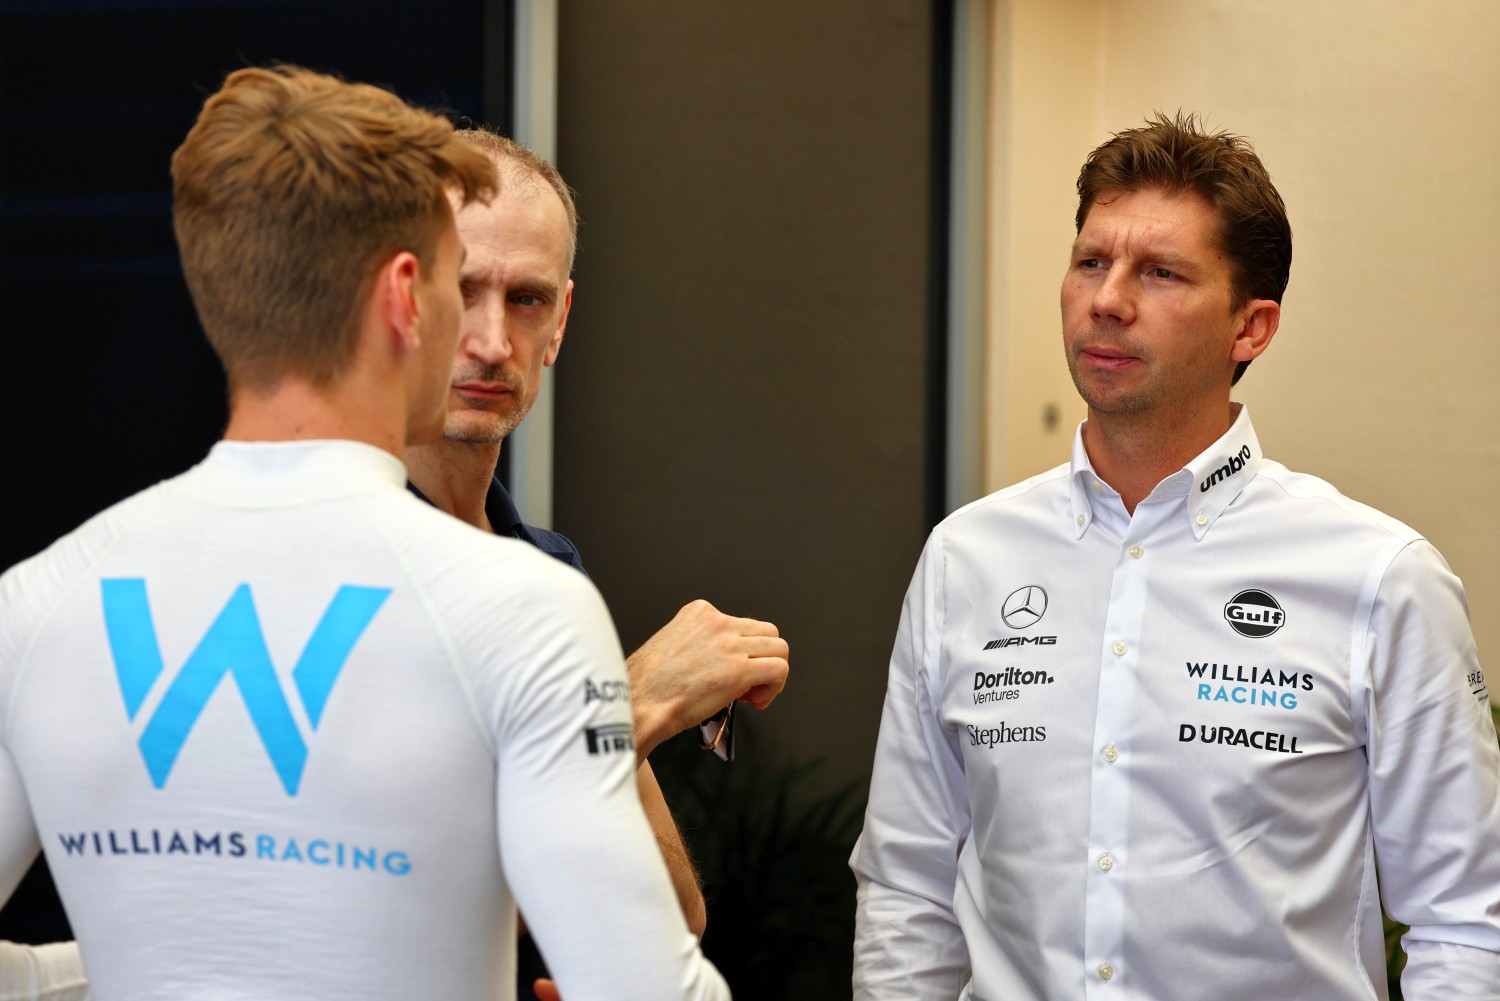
[626,599,789,758]
[533,978,561,1001]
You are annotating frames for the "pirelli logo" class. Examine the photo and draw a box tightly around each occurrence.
[584,723,634,756]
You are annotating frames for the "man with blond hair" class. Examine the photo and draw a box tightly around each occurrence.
[0,66,728,1001]
[406,129,791,981]
[852,113,1500,998]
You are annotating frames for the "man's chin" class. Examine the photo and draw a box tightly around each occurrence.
[441,418,514,446]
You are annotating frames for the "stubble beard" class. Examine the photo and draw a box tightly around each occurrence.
[1069,366,1157,417]
[1066,335,1158,417]
[1066,338,1224,429]
[442,398,533,445]
[441,363,533,446]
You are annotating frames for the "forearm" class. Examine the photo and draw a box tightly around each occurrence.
[629,689,675,764]
[637,762,706,937]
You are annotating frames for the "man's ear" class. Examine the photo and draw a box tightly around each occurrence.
[543,278,574,368]
[375,250,424,355]
[1230,298,1280,366]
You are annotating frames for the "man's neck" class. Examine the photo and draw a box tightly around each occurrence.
[405,436,503,532]
[1083,400,1239,514]
[223,375,406,460]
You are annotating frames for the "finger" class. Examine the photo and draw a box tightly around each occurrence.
[731,616,780,638]
[740,681,781,709]
[738,657,789,704]
[533,978,562,1001]
[736,635,790,659]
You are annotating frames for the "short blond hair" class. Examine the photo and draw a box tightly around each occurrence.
[171,65,499,390]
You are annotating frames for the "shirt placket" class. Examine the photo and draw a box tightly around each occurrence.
[1082,503,1163,995]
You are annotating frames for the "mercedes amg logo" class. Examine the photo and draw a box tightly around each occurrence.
[1001,586,1048,630]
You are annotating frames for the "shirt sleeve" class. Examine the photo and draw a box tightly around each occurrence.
[478,565,729,1001]
[2,602,82,1001]
[1,703,41,909]
[0,942,91,1001]
[1359,541,1500,999]
[851,535,974,998]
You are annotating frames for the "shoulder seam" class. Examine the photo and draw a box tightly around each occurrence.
[3,489,166,736]
[348,493,498,757]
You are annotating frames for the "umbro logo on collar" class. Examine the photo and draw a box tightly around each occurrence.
[1200,444,1253,493]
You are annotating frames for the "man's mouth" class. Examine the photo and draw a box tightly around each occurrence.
[452,382,512,400]
[1079,344,1140,371]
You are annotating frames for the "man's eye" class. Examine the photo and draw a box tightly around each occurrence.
[1078,258,1104,270]
[1149,267,1177,280]
[512,294,543,307]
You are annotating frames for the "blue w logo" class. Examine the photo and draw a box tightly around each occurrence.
[100,580,390,796]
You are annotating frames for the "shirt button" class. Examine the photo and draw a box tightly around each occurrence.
[1077,514,1086,526]
[1103,744,1119,763]
[1098,962,1114,982]
[1127,544,1144,559]
[1111,640,1127,656]
[1098,853,1115,871]
[1195,512,1208,526]
[1092,481,1104,494]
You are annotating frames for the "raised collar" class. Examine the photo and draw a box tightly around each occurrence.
[179,439,408,506]
[483,475,526,539]
[1068,404,1264,541]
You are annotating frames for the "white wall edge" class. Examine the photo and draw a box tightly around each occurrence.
[945,0,991,514]
[506,0,559,528]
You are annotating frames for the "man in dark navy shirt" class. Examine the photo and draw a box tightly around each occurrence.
[404,130,790,996]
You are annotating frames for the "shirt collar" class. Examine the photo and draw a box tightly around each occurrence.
[185,439,407,504]
[483,475,526,540]
[1068,404,1264,541]
[405,474,525,540]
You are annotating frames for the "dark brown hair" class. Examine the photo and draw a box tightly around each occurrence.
[1076,111,1291,384]
[172,65,498,391]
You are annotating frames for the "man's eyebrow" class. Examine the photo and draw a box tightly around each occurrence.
[1069,240,1198,272]
[1143,249,1198,272]
[513,278,561,299]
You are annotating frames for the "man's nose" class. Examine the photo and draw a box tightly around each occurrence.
[461,298,512,363]
[1090,267,1135,324]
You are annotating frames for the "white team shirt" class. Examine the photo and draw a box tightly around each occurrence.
[0,440,728,1001]
[852,406,1500,1000]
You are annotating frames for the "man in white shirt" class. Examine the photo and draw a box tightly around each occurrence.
[0,65,729,1001]
[851,112,1500,999]
[405,127,790,995]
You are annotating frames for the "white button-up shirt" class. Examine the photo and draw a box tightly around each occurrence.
[852,406,1500,1000]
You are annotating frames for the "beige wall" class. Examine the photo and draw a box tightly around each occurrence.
[984,0,1500,662]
